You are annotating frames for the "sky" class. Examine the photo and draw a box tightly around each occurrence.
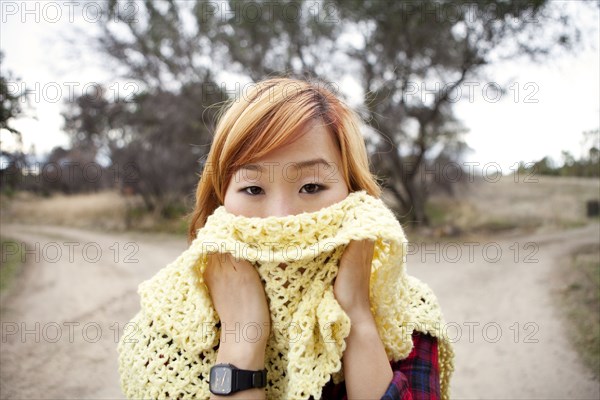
[1,1,599,175]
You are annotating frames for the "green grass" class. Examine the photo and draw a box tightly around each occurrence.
[123,204,189,236]
[557,219,588,230]
[424,201,448,226]
[151,216,189,236]
[473,219,520,233]
[557,243,600,379]
[0,237,24,293]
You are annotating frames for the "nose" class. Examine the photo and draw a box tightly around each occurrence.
[268,194,299,217]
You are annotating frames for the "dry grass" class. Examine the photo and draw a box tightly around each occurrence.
[0,190,141,231]
[1,176,598,237]
[0,190,190,235]
[426,175,600,237]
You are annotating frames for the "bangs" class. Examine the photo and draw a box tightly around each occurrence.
[224,83,340,174]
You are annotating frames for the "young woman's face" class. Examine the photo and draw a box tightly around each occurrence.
[224,122,350,217]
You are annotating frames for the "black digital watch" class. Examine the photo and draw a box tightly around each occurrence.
[209,363,267,395]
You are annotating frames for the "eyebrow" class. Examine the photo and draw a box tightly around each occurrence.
[238,158,332,172]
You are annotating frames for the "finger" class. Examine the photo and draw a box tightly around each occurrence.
[213,253,225,271]
[362,240,375,275]
[344,239,360,256]
[365,239,375,259]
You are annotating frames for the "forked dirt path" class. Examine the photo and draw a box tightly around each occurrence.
[1,222,598,399]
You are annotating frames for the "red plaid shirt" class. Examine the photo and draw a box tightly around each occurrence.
[320,331,441,400]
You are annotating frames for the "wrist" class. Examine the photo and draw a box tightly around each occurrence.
[346,311,382,345]
[344,304,375,326]
[218,319,270,343]
[217,335,267,370]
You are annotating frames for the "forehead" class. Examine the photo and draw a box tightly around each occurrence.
[267,123,339,161]
[236,123,342,172]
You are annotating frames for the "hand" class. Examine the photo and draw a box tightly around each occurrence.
[204,253,269,398]
[203,253,271,365]
[333,239,375,324]
[334,240,392,398]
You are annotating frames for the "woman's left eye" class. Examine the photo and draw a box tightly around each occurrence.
[300,183,324,194]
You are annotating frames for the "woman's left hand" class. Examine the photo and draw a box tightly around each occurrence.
[333,239,375,323]
[334,239,393,398]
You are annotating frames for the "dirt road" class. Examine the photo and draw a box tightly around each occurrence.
[1,222,598,399]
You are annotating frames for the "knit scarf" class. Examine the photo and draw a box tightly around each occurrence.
[117,191,454,399]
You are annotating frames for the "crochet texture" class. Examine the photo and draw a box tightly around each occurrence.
[117,191,454,399]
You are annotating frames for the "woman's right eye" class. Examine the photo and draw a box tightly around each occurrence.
[241,186,264,195]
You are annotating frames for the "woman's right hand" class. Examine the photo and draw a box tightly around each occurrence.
[204,253,270,371]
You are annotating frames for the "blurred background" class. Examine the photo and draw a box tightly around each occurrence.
[0,1,598,399]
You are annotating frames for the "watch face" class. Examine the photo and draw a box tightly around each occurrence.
[210,366,233,395]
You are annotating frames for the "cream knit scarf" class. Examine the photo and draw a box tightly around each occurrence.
[117,191,454,399]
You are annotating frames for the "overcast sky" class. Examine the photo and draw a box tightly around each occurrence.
[1,1,598,175]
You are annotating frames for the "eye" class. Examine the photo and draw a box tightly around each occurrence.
[241,186,264,195]
[300,183,325,194]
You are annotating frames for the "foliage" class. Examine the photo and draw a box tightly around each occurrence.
[326,0,580,224]
[60,81,226,215]
[517,129,600,177]
[0,50,30,193]
[0,51,26,136]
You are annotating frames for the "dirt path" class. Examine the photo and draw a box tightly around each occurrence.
[407,222,600,399]
[0,224,188,399]
[1,222,598,399]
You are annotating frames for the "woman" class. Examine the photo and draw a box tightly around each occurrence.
[118,77,453,399]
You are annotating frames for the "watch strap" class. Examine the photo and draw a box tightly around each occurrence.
[233,368,267,390]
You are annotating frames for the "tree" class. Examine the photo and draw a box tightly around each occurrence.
[517,129,600,178]
[0,50,29,192]
[356,0,580,223]
[106,82,225,215]
[209,0,582,224]
[74,0,584,224]
[0,51,26,136]
[62,80,226,215]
